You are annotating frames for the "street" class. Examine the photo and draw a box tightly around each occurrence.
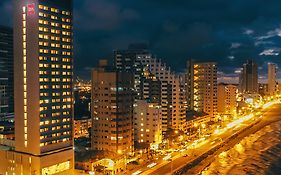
[126,101,281,175]
[182,103,281,175]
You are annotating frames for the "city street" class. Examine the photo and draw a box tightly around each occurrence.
[127,101,281,175]
[181,103,281,175]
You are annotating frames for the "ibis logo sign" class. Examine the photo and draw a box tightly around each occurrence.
[27,3,35,15]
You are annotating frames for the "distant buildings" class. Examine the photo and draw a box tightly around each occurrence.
[91,60,134,155]
[74,85,91,119]
[0,0,74,174]
[74,117,91,138]
[73,82,91,138]
[268,63,277,95]
[217,83,237,115]
[0,26,14,121]
[239,60,258,94]
[186,60,218,118]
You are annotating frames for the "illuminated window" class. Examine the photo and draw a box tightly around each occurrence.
[39,56,47,61]
[39,34,49,39]
[51,15,58,20]
[51,8,59,13]
[50,57,57,61]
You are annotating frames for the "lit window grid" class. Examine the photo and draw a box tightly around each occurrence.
[37,5,73,147]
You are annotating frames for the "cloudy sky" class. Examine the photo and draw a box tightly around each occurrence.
[1,0,281,82]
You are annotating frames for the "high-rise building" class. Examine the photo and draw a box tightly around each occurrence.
[0,26,14,121]
[268,63,277,95]
[114,46,186,135]
[91,60,134,155]
[114,46,165,140]
[171,75,186,131]
[217,83,237,115]
[136,54,187,133]
[0,1,74,174]
[140,72,162,104]
[114,45,150,99]
[134,100,162,147]
[186,60,194,111]
[239,60,258,94]
[186,60,218,118]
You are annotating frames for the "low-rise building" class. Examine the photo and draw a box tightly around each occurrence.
[75,150,126,174]
[186,111,213,137]
[134,100,162,148]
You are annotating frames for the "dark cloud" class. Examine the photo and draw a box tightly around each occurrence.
[1,0,281,80]
[0,0,13,27]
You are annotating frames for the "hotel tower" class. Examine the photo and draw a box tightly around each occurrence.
[0,0,74,174]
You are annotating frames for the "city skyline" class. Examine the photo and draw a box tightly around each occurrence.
[1,1,281,175]
[1,0,281,80]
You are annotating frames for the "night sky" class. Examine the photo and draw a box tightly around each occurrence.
[1,0,281,82]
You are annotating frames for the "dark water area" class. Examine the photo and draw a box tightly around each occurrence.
[266,153,281,175]
[201,121,281,175]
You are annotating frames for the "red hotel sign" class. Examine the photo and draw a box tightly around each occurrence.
[27,3,35,15]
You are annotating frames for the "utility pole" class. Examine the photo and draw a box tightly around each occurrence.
[170,158,173,174]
